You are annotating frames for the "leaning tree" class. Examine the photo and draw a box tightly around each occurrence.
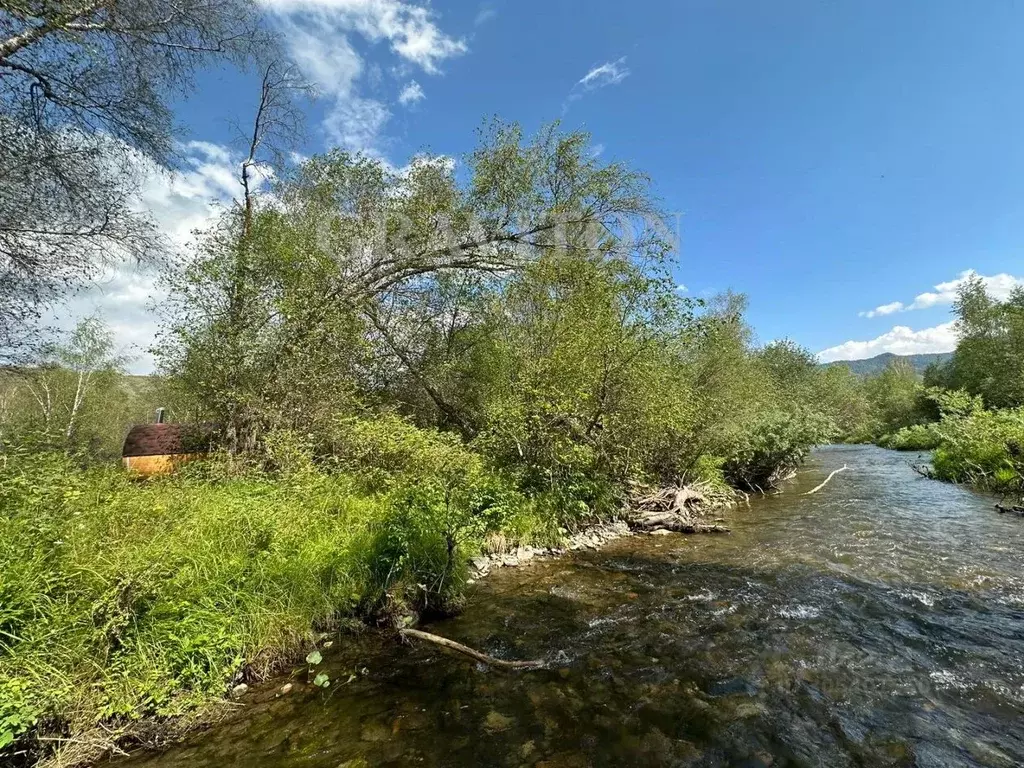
[158,118,675,449]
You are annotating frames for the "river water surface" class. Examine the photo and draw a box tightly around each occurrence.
[126,445,1024,767]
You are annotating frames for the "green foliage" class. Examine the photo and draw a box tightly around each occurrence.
[877,423,942,451]
[928,407,1024,494]
[934,276,1024,409]
[1,120,852,761]
[721,408,834,490]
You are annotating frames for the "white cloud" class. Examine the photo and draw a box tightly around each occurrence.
[858,301,905,318]
[817,322,957,363]
[397,80,425,105]
[260,0,467,71]
[676,283,688,292]
[578,57,630,90]
[859,269,1024,319]
[45,142,250,374]
[280,15,363,95]
[259,0,465,153]
[323,96,391,153]
[564,57,630,112]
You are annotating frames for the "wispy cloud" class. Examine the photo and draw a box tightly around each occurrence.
[564,56,630,111]
[858,300,905,319]
[258,0,466,154]
[859,269,1024,318]
[817,322,957,363]
[578,57,630,90]
[398,80,425,106]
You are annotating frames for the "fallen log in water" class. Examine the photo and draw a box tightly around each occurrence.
[803,465,849,495]
[399,628,545,670]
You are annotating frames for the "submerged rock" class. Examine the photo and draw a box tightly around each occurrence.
[360,721,391,742]
[483,710,515,732]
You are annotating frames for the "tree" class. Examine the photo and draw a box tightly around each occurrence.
[158,120,669,450]
[863,359,923,436]
[0,0,273,358]
[945,278,1024,409]
[1,315,137,453]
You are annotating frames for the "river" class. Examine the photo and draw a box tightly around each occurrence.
[124,445,1024,767]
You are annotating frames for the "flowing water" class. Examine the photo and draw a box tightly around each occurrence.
[124,446,1024,767]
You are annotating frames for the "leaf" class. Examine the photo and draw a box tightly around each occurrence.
[305,650,322,665]
[313,672,330,688]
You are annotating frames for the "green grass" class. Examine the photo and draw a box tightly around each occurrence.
[0,440,564,764]
[1,452,373,755]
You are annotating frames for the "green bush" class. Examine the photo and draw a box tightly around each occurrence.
[929,407,1024,494]
[878,423,942,451]
[722,409,834,491]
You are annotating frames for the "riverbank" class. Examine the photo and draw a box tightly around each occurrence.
[875,397,1024,499]
[0,447,738,768]
[113,445,1024,768]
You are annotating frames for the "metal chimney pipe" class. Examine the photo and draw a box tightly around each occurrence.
[155,407,166,424]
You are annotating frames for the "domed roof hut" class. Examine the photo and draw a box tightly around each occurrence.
[121,409,218,476]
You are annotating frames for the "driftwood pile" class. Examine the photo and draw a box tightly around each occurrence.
[629,484,731,534]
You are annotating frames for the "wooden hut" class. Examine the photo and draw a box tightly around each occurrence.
[121,410,217,476]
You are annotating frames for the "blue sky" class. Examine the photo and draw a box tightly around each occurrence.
[75,0,1024,370]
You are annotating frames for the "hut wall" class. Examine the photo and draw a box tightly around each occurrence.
[122,453,199,477]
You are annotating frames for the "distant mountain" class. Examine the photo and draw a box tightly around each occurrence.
[823,351,953,377]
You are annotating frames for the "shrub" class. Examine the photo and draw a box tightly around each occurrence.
[929,407,1024,494]
[878,423,942,451]
[722,409,834,491]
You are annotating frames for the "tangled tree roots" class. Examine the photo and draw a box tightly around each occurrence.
[629,484,731,534]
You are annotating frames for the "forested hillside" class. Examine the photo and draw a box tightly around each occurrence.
[824,351,953,376]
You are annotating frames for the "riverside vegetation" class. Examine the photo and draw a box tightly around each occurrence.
[5,131,1020,768]
[840,277,1024,499]
[2,121,856,765]
[1,3,1020,760]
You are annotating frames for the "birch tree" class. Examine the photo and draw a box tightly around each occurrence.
[6,315,129,450]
